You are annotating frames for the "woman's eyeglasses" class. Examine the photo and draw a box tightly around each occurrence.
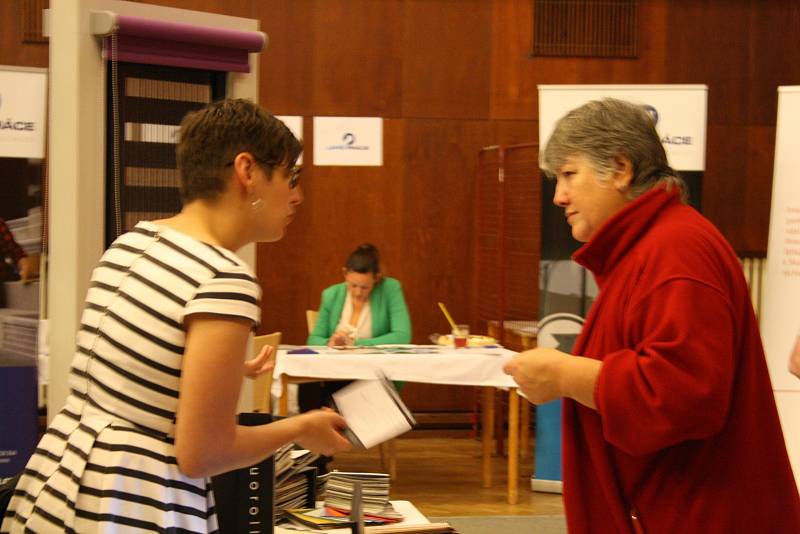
[286,165,302,189]
[224,159,302,189]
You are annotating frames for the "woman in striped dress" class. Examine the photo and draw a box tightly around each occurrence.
[2,99,352,533]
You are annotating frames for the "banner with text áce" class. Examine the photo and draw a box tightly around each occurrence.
[538,84,707,171]
[0,67,47,159]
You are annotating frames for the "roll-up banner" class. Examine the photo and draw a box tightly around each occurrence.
[538,84,708,171]
[762,86,800,486]
[0,66,47,159]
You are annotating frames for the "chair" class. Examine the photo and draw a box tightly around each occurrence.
[251,331,282,413]
[306,309,319,334]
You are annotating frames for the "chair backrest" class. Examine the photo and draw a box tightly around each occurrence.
[251,331,282,413]
[306,309,319,334]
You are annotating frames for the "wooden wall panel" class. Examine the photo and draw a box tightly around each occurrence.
[662,0,800,252]
[399,119,490,341]
[135,0,251,16]
[0,0,48,67]
[401,0,492,119]
[490,0,537,120]
[310,1,404,117]
[257,0,316,115]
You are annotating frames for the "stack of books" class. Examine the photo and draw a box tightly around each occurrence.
[322,471,401,518]
[274,445,320,522]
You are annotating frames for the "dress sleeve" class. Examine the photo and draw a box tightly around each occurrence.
[595,278,737,456]
[184,265,261,329]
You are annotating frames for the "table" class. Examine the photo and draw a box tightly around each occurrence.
[271,345,526,504]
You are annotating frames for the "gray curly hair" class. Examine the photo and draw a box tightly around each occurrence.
[540,98,686,202]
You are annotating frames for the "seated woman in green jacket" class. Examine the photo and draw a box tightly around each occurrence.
[307,243,412,347]
[301,243,411,412]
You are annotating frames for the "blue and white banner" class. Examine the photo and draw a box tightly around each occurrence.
[538,84,707,171]
[0,66,47,159]
[313,117,383,166]
[762,86,800,487]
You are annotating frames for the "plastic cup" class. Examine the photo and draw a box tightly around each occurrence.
[452,324,469,348]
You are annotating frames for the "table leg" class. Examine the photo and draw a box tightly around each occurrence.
[508,388,520,505]
[387,439,397,481]
[482,387,494,488]
[520,399,530,460]
[279,377,289,417]
[495,390,505,456]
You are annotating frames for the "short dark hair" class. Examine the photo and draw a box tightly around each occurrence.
[345,243,380,275]
[176,98,302,202]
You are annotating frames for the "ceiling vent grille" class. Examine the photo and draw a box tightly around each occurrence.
[533,0,638,58]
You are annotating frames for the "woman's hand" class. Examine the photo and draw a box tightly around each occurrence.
[503,348,602,409]
[503,348,570,405]
[790,335,800,379]
[243,344,275,379]
[17,254,40,284]
[328,331,354,347]
[293,409,352,456]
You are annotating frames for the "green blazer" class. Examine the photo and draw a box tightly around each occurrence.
[307,277,412,346]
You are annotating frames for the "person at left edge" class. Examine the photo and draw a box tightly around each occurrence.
[1,99,352,534]
[0,217,39,283]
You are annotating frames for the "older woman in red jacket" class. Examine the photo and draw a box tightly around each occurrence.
[504,98,800,534]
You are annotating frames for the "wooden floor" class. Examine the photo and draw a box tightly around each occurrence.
[329,436,564,517]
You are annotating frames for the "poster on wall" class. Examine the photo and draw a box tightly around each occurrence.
[0,66,47,159]
[538,84,707,171]
[313,117,383,166]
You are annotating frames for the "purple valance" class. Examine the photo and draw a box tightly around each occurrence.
[103,14,267,73]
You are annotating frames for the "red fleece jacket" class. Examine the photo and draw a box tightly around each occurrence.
[563,187,800,533]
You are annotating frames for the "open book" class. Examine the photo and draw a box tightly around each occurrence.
[332,373,416,449]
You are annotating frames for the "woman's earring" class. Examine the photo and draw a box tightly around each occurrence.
[251,198,263,209]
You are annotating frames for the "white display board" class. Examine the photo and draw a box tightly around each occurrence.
[0,66,48,159]
[313,116,383,166]
[763,87,800,392]
[538,84,707,171]
[762,86,800,488]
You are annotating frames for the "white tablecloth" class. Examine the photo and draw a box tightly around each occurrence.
[271,345,518,397]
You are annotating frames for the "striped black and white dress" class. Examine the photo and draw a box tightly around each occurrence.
[1,221,260,533]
